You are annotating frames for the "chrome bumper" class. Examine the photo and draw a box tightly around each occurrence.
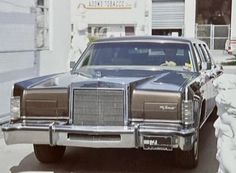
[2,121,197,151]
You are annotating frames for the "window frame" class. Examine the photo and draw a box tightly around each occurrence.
[36,0,50,50]
[193,43,203,70]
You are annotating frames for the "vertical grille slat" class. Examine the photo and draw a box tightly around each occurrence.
[73,89,125,126]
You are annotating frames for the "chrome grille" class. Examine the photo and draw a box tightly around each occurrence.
[73,89,124,126]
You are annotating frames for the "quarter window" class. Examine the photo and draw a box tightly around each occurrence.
[199,44,211,63]
[193,44,202,63]
[193,44,202,70]
[197,44,207,62]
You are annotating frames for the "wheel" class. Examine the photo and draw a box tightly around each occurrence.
[175,133,199,169]
[33,144,66,163]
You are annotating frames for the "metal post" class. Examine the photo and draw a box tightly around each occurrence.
[210,24,214,50]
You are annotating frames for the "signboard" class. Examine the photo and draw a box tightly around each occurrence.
[78,0,133,9]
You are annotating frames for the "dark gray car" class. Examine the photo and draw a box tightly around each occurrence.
[2,36,223,168]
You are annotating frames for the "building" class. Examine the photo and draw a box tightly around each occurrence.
[1,0,236,122]
[70,0,236,59]
[0,0,71,123]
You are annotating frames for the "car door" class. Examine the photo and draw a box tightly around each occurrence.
[192,43,209,120]
[198,44,216,117]
[201,44,219,109]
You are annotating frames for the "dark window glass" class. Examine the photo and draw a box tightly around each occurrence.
[197,44,207,62]
[199,44,211,62]
[125,26,135,36]
[37,0,44,6]
[77,43,192,68]
[193,44,202,63]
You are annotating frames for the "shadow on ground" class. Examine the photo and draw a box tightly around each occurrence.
[10,117,218,173]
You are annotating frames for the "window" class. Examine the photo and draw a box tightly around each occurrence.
[199,44,211,62]
[36,0,49,49]
[75,42,192,71]
[197,44,207,62]
[125,26,135,36]
[193,44,203,70]
[88,26,108,38]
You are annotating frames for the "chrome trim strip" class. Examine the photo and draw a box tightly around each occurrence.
[2,122,196,150]
[134,124,140,148]
[130,118,182,124]
[2,123,196,137]
[124,85,129,126]
[20,116,69,120]
[69,84,73,124]
[49,122,55,146]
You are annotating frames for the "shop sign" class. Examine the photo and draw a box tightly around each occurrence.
[85,0,133,9]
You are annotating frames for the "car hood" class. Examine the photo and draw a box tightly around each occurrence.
[13,67,199,96]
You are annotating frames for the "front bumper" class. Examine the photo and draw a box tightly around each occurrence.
[2,121,197,151]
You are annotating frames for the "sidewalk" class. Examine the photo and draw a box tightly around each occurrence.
[211,50,235,64]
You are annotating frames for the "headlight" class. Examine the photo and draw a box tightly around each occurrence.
[182,100,194,125]
[10,96,20,120]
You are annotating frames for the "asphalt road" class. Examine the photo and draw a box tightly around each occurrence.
[0,116,218,173]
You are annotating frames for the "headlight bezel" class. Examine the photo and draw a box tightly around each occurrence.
[182,100,194,126]
[10,96,21,120]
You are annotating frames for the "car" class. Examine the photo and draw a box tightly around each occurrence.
[2,36,223,168]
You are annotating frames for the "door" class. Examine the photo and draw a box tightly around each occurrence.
[197,44,215,117]
[152,0,185,35]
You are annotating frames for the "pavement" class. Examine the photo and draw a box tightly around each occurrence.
[210,50,235,64]
[210,50,236,74]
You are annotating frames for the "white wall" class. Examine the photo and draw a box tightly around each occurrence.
[39,0,71,76]
[231,0,236,39]
[184,0,196,38]
[71,0,146,26]
[70,0,149,60]
[0,0,37,119]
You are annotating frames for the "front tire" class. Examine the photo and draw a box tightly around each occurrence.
[33,144,66,163]
[175,133,199,169]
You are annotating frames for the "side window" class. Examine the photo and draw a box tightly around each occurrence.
[193,44,202,64]
[203,44,215,65]
[199,44,211,63]
[80,48,92,67]
[196,44,206,62]
[193,44,202,70]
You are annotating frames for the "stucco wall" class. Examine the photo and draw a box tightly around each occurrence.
[39,0,71,76]
[0,0,37,119]
[231,0,236,39]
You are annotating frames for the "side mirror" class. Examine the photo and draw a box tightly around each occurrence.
[201,62,211,70]
[70,61,76,69]
[215,64,224,75]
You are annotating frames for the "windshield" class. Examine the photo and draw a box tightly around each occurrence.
[75,42,193,72]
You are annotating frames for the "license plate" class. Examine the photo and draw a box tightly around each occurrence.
[143,136,173,151]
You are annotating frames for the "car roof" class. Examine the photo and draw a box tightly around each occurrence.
[95,36,205,44]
